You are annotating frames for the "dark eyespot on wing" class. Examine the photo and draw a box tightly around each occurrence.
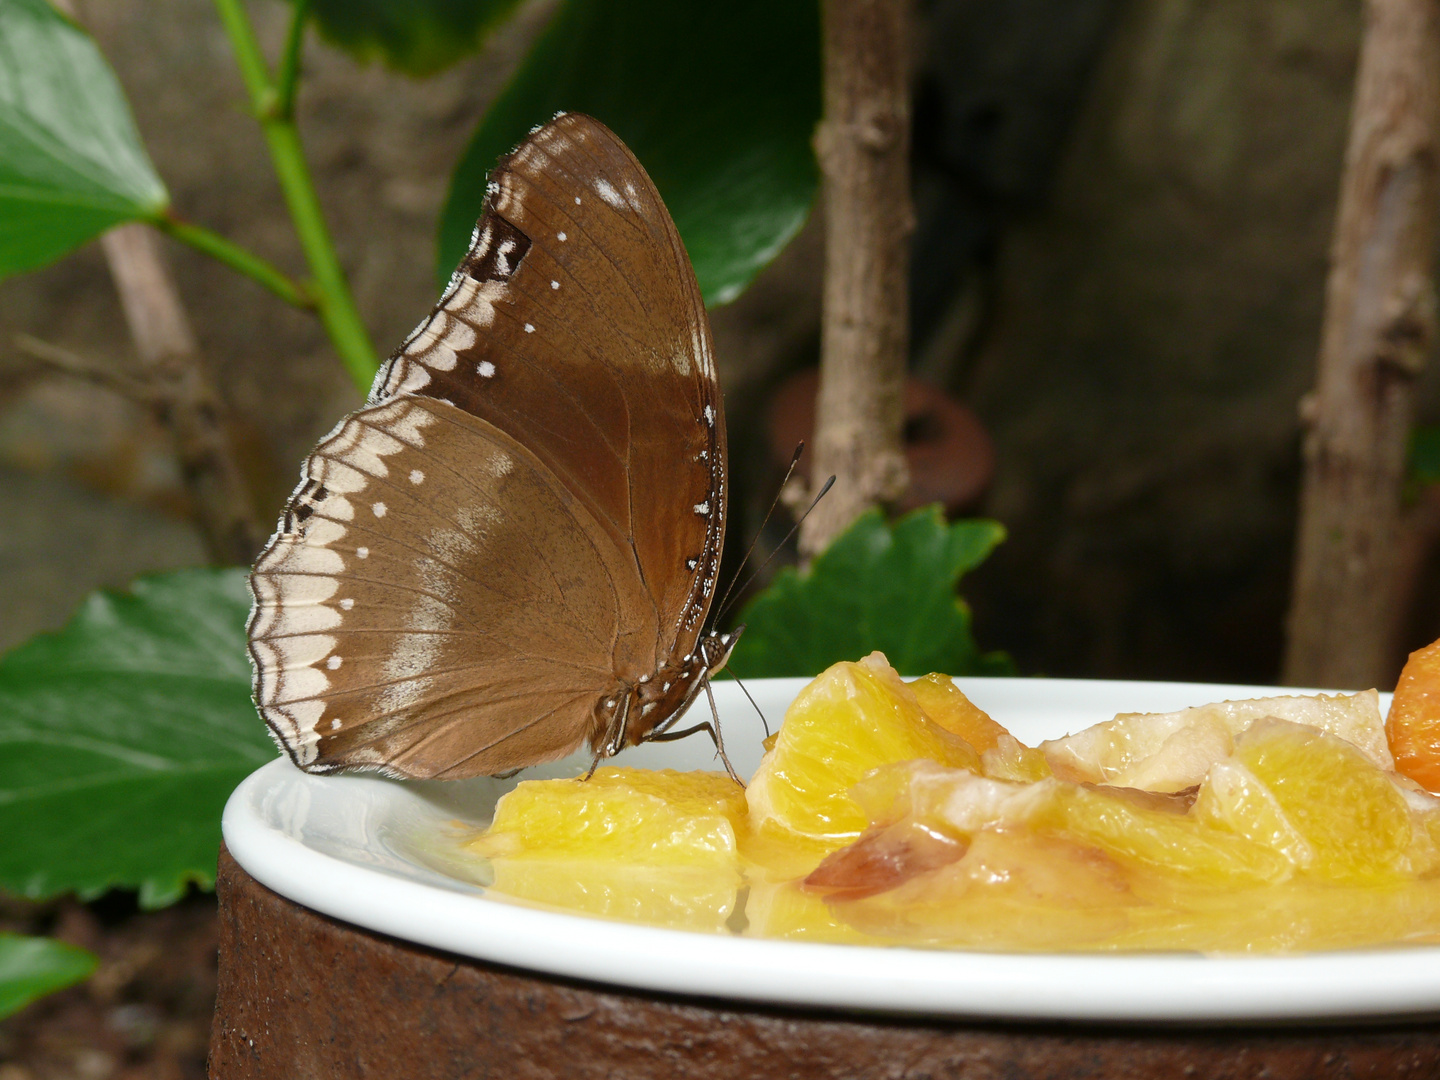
[462,214,532,283]
[284,479,332,533]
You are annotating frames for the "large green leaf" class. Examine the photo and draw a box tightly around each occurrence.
[729,508,1013,679]
[440,0,821,306]
[307,0,524,77]
[0,0,168,278]
[0,933,96,1019]
[0,569,273,909]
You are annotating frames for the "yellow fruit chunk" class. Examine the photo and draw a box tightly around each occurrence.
[1023,779,1293,886]
[746,653,980,851]
[907,673,1049,781]
[909,673,1007,753]
[982,734,1053,783]
[1389,638,1440,792]
[1232,718,1413,883]
[474,767,746,866]
[470,767,747,932]
[1194,759,1314,870]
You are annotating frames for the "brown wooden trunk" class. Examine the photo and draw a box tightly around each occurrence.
[1284,0,1440,690]
[799,0,913,559]
[211,844,1440,1079]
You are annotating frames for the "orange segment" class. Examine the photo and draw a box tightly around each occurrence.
[1232,718,1413,883]
[1389,638,1440,792]
[473,767,746,866]
[908,673,1007,753]
[745,653,981,851]
[469,767,747,932]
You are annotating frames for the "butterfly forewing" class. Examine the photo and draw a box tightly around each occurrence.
[249,114,727,779]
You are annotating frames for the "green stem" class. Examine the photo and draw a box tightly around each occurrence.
[155,213,310,309]
[273,0,310,121]
[210,0,378,391]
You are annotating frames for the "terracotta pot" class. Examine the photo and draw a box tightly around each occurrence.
[767,368,995,514]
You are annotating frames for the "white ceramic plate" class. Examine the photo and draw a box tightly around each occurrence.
[223,676,1440,1023]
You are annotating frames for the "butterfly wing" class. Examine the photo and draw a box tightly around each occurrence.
[248,114,726,778]
[371,114,726,676]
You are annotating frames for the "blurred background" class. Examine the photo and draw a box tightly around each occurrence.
[2,1,1433,1073]
[5,0,1417,692]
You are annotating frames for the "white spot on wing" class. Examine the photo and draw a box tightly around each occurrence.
[551,280,559,290]
[327,655,343,670]
[477,360,496,378]
[372,502,387,518]
[694,501,710,515]
[409,469,424,485]
[524,323,535,334]
[557,232,567,242]
[594,178,625,209]
[340,598,354,610]
[356,546,369,559]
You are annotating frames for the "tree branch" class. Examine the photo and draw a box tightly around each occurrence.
[1283,0,1440,688]
[99,224,265,565]
[797,0,914,559]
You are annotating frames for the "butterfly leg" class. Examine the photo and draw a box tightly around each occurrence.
[582,694,632,780]
[646,680,743,785]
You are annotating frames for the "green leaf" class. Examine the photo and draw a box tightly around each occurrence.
[0,0,168,278]
[729,507,1013,679]
[0,569,274,908]
[307,0,524,77]
[439,0,821,306]
[0,933,96,1019]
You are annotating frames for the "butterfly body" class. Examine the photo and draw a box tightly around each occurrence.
[247,114,735,780]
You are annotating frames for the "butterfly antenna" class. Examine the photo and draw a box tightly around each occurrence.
[728,668,772,739]
[711,442,806,622]
[714,472,836,624]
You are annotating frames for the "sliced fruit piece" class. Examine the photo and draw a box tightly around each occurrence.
[1193,759,1314,870]
[804,819,968,900]
[472,767,746,867]
[1041,690,1389,792]
[745,653,981,850]
[825,828,1139,951]
[1389,638,1440,792]
[1232,718,1413,883]
[908,673,1007,753]
[1025,780,1294,886]
[470,767,747,932]
[982,733,1052,782]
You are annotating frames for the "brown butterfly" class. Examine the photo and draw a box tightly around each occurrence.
[247,113,739,780]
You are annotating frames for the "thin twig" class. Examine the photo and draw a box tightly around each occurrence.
[14,333,152,401]
[100,223,265,565]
